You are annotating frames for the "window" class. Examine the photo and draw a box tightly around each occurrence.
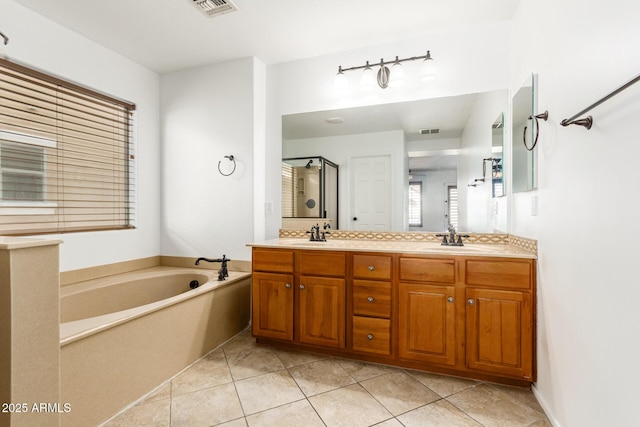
[447,185,458,229]
[408,181,422,227]
[0,59,136,235]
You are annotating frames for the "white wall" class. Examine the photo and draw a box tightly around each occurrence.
[458,90,507,232]
[283,130,405,230]
[160,58,258,262]
[510,1,640,426]
[1,0,161,271]
[266,21,511,238]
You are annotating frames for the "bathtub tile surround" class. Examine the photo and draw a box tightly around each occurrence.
[0,236,62,427]
[102,329,552,426]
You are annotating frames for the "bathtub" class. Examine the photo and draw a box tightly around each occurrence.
[59,266,251,427]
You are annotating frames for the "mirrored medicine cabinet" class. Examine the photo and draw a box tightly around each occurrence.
[512,74,537,193]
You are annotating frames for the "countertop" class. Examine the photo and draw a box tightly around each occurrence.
[247,238,537,259]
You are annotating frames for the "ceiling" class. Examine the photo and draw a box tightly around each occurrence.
[13,0,520,74]
[282,93,478,142]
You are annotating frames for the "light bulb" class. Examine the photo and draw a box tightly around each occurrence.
[360,62,375,90]
[420,51,437,82]
[389,58,405,88]
[334,67,348,89]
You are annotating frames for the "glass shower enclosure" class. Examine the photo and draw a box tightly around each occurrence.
[282,156,339,229]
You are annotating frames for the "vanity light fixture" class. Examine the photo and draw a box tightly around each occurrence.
[335,51,436,89]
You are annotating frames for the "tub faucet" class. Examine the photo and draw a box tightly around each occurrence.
[194,255,231,281]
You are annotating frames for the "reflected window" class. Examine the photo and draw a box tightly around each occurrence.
[447,185,458,229]
[408,181,422,227]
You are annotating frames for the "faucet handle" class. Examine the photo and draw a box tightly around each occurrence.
[435,233,448,245]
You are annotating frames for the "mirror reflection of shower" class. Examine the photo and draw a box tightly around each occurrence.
[282,156,339,229]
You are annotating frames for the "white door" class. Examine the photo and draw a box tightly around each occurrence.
[350,155,391,230]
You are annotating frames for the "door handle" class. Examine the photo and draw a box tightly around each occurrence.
[353,217,358,221]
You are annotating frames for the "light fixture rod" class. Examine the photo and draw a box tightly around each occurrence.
[338,51,432,73]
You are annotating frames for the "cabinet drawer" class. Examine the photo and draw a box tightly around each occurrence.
[352,316,391,355]
[253,249,294,273]
[298,251,346,277]
[353,280,391,318]
[353,254,392,280]
[399,257,455,283]
[465,259,532,290]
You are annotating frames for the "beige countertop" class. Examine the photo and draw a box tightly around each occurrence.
[248,238,537,259]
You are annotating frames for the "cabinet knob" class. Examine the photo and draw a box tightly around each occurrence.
[368,265,375,271]
[299,285,305,290]
[467,298,475,305]
[447,296,454,303]
[367,334,374,340]
[367,296,375,303]
[285,283,291,289]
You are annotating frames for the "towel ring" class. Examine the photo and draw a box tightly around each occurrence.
[523,111,548,152]
[218,155,236,176]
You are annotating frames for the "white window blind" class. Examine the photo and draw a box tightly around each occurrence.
[408,181,422,227]
[281,162,294,217]
[447,185,458,229]
[0,59,136,235]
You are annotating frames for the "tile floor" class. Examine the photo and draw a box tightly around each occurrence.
[102,329,552,427]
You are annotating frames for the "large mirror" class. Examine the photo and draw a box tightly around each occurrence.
[282,90,508,233]
[512,74,537,192]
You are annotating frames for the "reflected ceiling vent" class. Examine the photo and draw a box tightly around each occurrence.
[191,0,239,18]
[419,128,440,135]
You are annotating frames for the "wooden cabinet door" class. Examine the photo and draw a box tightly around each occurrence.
[252,272,294,341]
[398,283,456,365]
[465,288,533,380]
[298,275,345,349]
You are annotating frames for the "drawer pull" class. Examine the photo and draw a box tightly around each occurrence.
[367,296,375,303]
[367,334,374,340]
[285,283,291,289]
[368,265,375,271]
[300,285,305,290]
[467,298,475,305]
[447,296,454,303]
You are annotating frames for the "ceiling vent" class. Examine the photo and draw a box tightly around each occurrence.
[419,128,440,135]
[191,0,239,18]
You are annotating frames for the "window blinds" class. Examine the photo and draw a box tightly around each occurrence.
[0,59,136,235]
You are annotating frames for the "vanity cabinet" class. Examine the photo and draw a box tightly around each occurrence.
[251,249,295,341]
[464,258,535,381]
[351,254,392,355]
[252,248,346,349]
[251,245,536,386]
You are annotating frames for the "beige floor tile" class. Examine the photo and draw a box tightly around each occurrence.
[141,382,171,403]
[171,383,244,427]
[446,383,545,427]
[235,369,305,415]
[528,418,553,427]
[245,399,325,427]
[215,417,249,426]
[171,351,233,396]
[398,400,483,427]
[288,358,356,397]
[223,330,271,358]
[488,383,545,413]
[336,358,398,381]
[102,398,170,427]
[273,347,328,368]
[360,370,440,416]
[227,349,285,381]
[309,383,392,427]
[406,370,480,398]
[372,418,404,426]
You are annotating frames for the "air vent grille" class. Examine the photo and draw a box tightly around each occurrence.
[419,128,440,135]
[191,0,239,17]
